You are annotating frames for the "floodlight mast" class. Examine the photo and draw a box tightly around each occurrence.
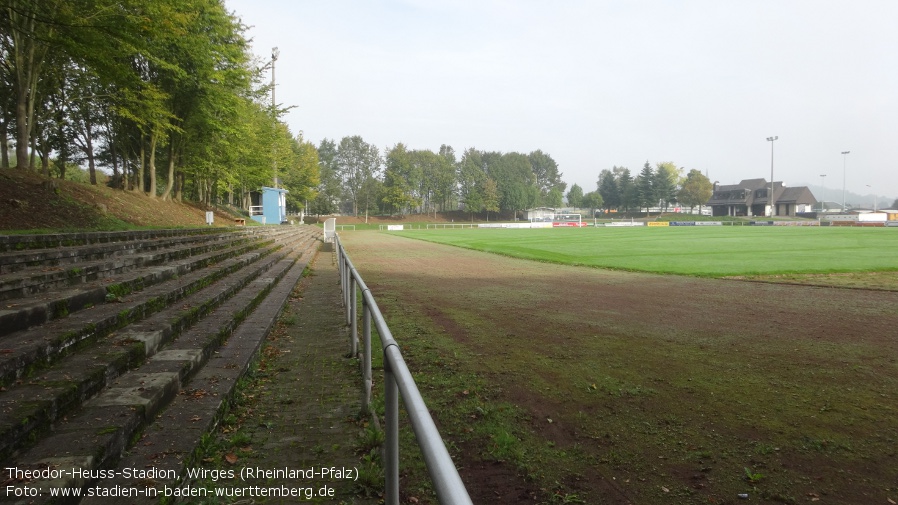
[271,47,279,188]
[767,136,778,217]
[841,151,850,212]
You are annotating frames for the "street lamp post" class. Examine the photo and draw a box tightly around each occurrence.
[767,136,778,217]
[820,174,826,212]
[841,151,850,212]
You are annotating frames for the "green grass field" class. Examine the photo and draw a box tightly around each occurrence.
[397,226,898,276]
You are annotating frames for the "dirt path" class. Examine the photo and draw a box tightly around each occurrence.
[339,231,898,505]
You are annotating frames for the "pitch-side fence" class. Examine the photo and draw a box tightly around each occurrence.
[334,234,473,505]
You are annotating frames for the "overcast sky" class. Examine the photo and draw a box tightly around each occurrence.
[224,0,898,204]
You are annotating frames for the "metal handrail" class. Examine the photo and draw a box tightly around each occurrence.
[334,234,473,505]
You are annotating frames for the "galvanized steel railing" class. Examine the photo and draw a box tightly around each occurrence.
[334,234,473,505]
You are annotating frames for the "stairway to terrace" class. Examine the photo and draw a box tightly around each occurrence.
[0,226,322,503]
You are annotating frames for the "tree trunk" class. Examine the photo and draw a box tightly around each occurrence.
[86,131,97,185]
[15,70,31,170]
[11,2,53,171]
[176,172,184,202]
[134,137,146,193]
[0,120,9,168]
[109,128,120,189]
[29,135,38,171]
[172,169,180,201]
[147,132,158,198]
[56,147,67,180]
[82,115,97,185]
[161,139,175,200]
[39,143,50,177]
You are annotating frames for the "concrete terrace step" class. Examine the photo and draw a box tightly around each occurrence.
[0,231,290,338]
[1,229,322,504]
[0,229,305,386]
[0,229,250,275]
[0,228,233,255]
[0,229,322,462]
[81,245,321,505]
[0,237,278,387]
[0,230,261,300]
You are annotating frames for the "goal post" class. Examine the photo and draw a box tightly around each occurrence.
[552,213,588,227]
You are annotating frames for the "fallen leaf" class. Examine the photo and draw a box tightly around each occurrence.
[225,453,238,464]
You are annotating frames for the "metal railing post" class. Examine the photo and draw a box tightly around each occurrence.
[384,362,400,505]
[362,299,372,413]
[349,276,358,356]
[343,260,350,310]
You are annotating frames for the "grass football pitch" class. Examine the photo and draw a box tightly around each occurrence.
[397,226,898,276]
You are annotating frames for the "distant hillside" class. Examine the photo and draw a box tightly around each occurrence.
[0,170,243,232]
[800,182,896,209]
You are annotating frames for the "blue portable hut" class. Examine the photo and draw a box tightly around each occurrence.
[250,186,288,225]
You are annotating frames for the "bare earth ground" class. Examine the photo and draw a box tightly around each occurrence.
[339,231,898,505]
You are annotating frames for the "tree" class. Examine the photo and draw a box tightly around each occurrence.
[529,149,565,204]
[410,149,442,215]
[310,139,340,216]
[280,133,320,214]
[458,148,486,219]
[678,169,714,213]
[336,135,380,217]
[545,187,563,208]
[582,191,604,217]
[436,144,458,212]
[597,169,619,212]
[156,0,253,201]
[654,161,681,212]
[483,178,500,221]
[892,198,898,210]
[490,152,537,217]
[566,183,584,208]
[382,143,419,215]
[617,167,636,213]
[635,162,656,213]
[66,65,106,185]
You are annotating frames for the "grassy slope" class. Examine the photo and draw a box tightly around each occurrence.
[396,227,898,277]
[0,169,246,232]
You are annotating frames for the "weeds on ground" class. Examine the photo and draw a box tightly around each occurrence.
[365,314,587,504]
